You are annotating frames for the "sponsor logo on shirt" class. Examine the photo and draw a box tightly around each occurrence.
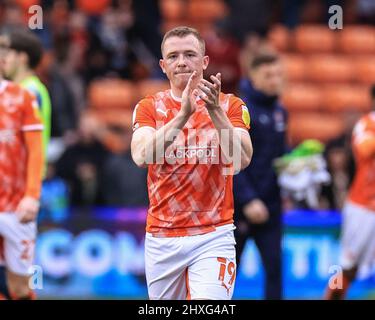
[165,145,219,163]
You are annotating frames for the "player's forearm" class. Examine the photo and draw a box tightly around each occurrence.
[142,111,191,165]
[208,107,252,171]
[24,131,44,199]
[238,132,253,170]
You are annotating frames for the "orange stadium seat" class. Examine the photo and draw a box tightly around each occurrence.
[92,109,133,129]
[294,25,336,53]
[162,19,189,33]
[288,112,345,145]
[323,85,372,112]
[355,56,375,85]
[338,26,375,54]
[282,54,306,82]
[16,0,41,10]
[137,79,170,98]
[88,109,133,153]
[76,0,110,15]
[187,0,227,22]
[88,79,139,110]
[186,21,213,34]
[307,55,354,83]
[160,0,186,20]
[162,22,213,34]
[268,25,291,52]
[282,83,323,111]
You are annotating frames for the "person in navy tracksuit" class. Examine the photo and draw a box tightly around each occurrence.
[234,53,288,300]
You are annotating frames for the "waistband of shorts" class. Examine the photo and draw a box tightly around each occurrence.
[214,223,235,232]
[345,200,375,215]
[146,223,235,238]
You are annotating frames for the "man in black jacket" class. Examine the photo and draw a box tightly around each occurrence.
[234,53,288,300]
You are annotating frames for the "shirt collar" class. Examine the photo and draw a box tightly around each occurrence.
[170,89,203,104]
[170,90,182,103]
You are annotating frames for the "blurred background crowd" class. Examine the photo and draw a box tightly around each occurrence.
[1,0,375,299]
[1,0,374,212]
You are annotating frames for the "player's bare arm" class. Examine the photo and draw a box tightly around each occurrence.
[131,72,198,167]
[16,130,43,223]
[198,73,253,171]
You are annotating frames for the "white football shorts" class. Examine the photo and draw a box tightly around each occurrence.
[339,201,375,277]
[145,223,237,300]
[0,212,37,276]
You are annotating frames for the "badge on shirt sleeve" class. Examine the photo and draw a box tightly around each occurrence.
[32,99,42,120]
[241,105,250,127]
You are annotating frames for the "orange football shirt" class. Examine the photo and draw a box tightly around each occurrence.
[0,80,43,212]
[133,90,250,237]
[348,112,375,211]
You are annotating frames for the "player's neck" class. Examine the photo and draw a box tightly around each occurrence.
[170,88,183,102]
[14,68,34,84]
[170,86,183,102]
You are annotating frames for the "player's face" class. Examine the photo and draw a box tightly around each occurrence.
[160,35,209,90]
[2,49,19,80]
[250,62,285,97]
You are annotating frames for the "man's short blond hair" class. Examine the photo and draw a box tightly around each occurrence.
[161,26,205,56]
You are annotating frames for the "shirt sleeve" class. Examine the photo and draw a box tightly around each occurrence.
[21,89,44,132]
[26,85,43,111]
[132,97,156,132]
[352,116,375,160]
[24,130,44,199]
[227,95,251,131]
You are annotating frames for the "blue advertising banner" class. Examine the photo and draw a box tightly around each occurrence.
[34,207,375,299]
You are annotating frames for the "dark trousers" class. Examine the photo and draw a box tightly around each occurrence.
[234,204,282,300]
